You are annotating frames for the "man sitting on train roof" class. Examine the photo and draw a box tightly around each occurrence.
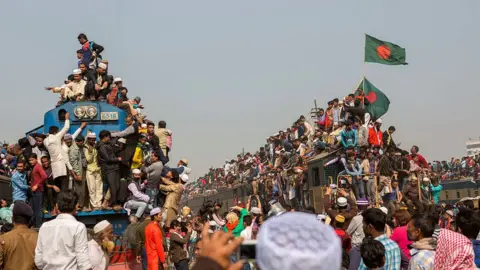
[45,69,86,103]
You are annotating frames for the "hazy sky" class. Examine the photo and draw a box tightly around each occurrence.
[1,1,479,177]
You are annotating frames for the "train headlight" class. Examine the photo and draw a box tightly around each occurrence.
[74,107,85,118]
[86,106,97,118]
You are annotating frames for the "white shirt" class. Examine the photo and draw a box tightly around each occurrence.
[88,240,107,270]
[35,213,92,270]
[43,120,70,179]
[240,226,253,240]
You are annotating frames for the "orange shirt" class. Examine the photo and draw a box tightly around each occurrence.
[145,221,166,269]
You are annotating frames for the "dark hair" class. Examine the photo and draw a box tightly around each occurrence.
[394,209,411,226]
[40,155,50,161]
[170,169,180,183]
[463,200,475,210]
[56,191,78,213]
[412,145,419,152]
[388,126,396,132]
[147,122,155,128]
[171,220,181,228]
[348,94,355,98]
[76,49,83,54]
[12,215,30,226]
[158,121,167,128]
[243,215,253,227]
[77,33,88,40]
[0,223,13,234]
[456,208,480,239]
[16,160,26,166]
[99,130,111,140]
[29,153,38,160]
[410,213,436,238]
[284,205,292,212]
[49,126,59,134]
[362,208,386,232]
[360,238,385,269]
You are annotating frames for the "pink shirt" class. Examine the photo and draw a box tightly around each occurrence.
[390,225,413,259]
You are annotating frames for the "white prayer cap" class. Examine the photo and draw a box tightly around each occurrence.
[132,169,141,175]
[150,207,161,216]
[113,77,122,83]
[380,206,388,215]
[98,63,107,70]
[257,212,341,270]
[251,207,261,215]
[93,220,111,234]
[87,132,96,138]
[337,197,347,207]
[72,69,82,75]
[375,118,383,124]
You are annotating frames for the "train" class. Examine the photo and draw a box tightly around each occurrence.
[26,101,128,139]
[184,151,336,214]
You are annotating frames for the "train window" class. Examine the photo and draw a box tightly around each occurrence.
[456,191,460,199]
[312,168,320,187]
[445,191,448,199]
[468,189,472,197]
[475,189,479,196]
[58,109,67,121]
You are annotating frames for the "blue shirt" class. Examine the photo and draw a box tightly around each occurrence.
[359,234,401,270]
[430,184,443,204]
[340,129,357,148]
[11,171,29,202]
[473,239,480,268]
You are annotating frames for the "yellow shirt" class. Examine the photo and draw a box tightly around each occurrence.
[84,144,100,172]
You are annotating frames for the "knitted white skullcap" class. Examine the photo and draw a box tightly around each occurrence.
[257,212,341,270]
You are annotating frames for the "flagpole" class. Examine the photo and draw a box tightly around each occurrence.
[363,33,366,89]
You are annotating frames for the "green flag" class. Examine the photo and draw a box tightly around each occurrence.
[365,34,407,65]
[355,77,390,119]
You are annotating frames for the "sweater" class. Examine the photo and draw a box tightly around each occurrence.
[430,184,443,204]
[223,208,249,237]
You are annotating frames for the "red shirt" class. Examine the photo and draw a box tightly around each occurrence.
[408,153,428,168]
[31,163,47,192]
[145,221,166,266]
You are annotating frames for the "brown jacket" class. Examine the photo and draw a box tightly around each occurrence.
[169,231,192,263]
[160,183,183,210]
[0,227,38,270]
[323,194,358,230]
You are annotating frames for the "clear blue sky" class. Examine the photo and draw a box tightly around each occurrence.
[1,0,479,177]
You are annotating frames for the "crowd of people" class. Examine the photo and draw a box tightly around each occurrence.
[1,32,480,270]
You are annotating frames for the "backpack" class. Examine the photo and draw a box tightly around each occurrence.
[82,41,102,69]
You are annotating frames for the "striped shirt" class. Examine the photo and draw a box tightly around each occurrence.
[359,234,401,270]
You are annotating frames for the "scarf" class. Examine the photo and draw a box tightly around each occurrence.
[226,220,238,232]
[412,237,437,251]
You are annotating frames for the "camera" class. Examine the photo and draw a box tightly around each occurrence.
[237,240,256,262]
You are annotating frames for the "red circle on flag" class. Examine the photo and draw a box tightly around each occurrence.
[376,45,391,60]
[366,92,377,103]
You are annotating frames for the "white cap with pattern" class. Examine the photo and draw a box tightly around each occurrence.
[256,212,341,270]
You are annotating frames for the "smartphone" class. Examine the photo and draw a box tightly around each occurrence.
[237,240,257,261]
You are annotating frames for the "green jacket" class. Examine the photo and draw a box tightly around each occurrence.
[69,144,83,176]
[223,208,249,237]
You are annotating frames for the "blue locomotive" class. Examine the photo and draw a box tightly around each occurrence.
[26,101,127,138]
